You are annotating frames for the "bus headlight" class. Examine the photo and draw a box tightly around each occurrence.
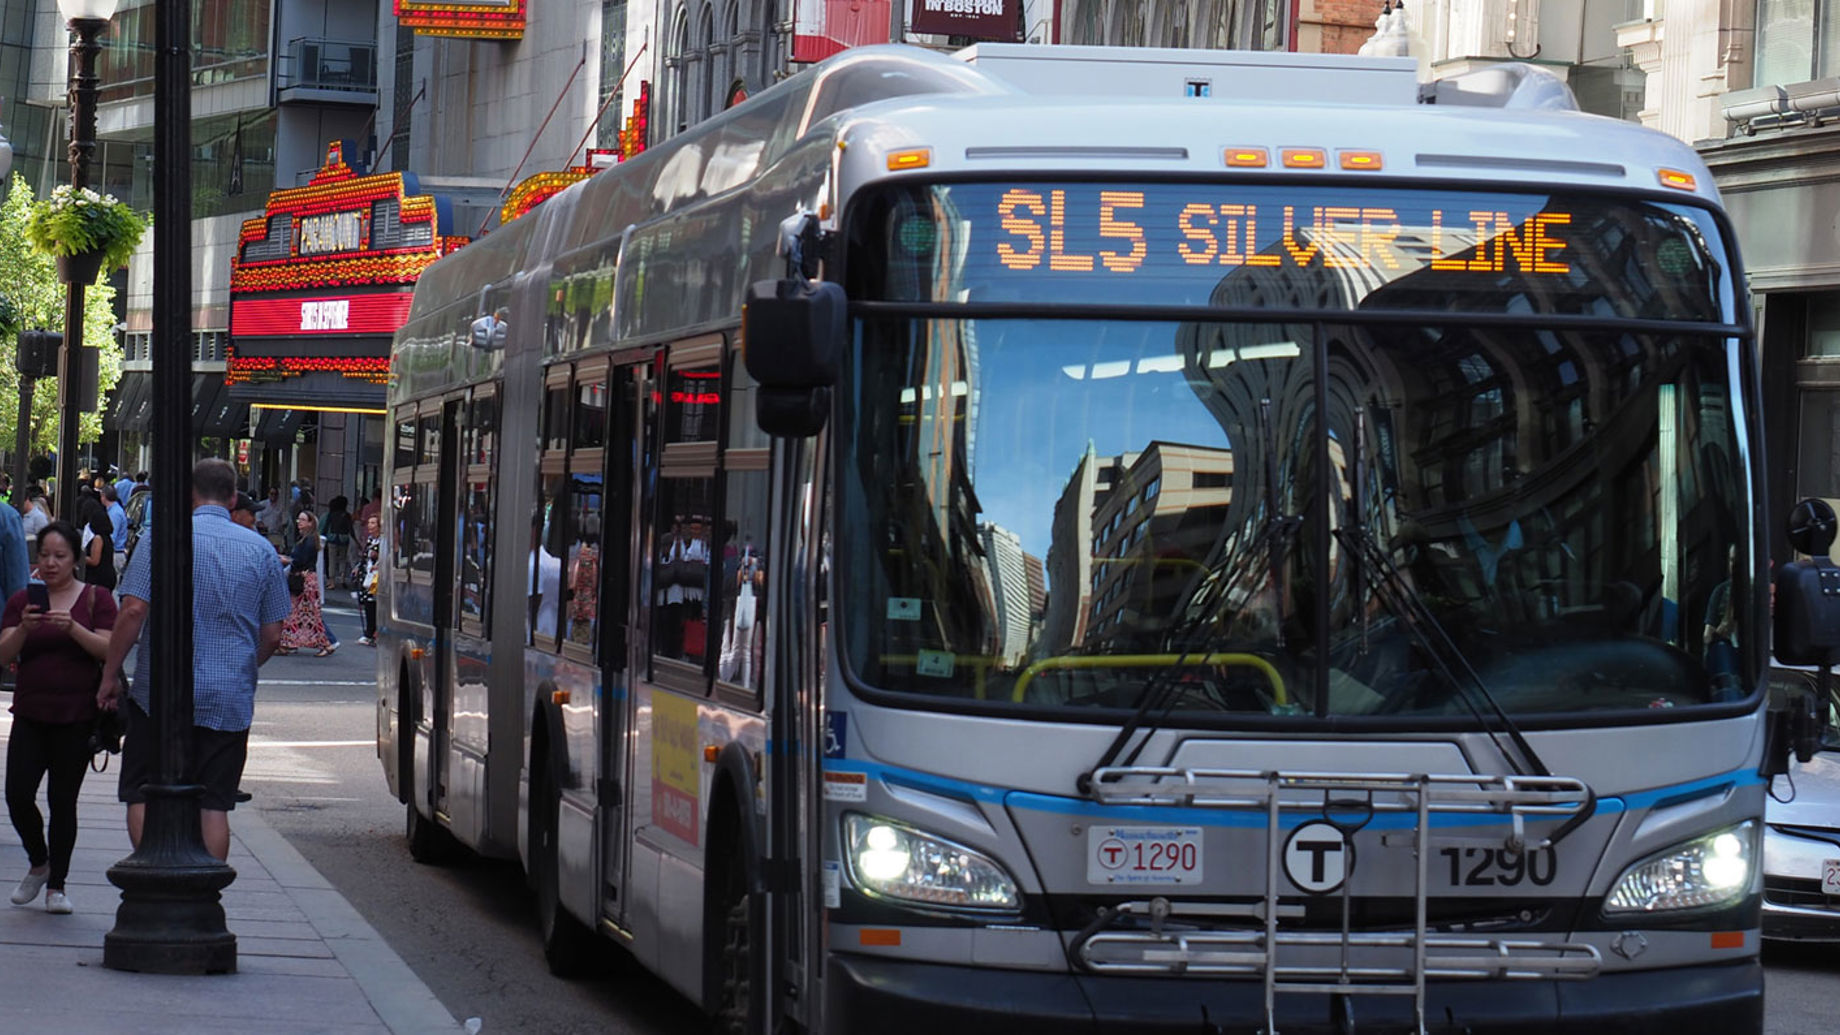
[843,813,1021,912]
[1604,821,1755,915]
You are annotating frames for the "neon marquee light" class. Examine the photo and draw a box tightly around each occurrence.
[227,349,392,386]
[501,150,621,225]
[230,141,468,297]
[394,0,525,40]
[231,294,416,337]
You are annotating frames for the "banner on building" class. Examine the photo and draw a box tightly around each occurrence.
[909,0,1018,40]
[793,0,891,62]
[395,0,525,40]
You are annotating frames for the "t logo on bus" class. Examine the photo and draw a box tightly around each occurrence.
[1284,821,1353,894]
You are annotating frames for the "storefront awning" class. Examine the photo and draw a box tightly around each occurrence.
[252,406,305,445]
[190,374,226,433]
[103,372,150,432]
[201,387,251,439]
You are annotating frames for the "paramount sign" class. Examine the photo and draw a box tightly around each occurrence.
[910,0,1017,39]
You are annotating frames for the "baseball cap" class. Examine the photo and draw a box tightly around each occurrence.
[232,491,258,515]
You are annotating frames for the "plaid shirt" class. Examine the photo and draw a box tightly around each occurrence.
[120,505,291,731]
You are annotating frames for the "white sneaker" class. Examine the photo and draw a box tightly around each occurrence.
[44,890,71,914]
[10,869,47,905]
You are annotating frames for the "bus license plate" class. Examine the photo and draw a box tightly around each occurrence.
[1824,858,1840,897]
[1087,826,1204,885]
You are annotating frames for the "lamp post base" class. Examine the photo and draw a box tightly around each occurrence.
[103,784,238,975]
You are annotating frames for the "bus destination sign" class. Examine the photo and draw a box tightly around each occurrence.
[993,188,1574,276]
[868,181,1722,318]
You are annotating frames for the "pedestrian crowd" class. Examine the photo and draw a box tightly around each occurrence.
[0,462,386,913]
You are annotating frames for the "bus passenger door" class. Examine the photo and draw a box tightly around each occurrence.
[431,396,462,816]
[599,361,645,922]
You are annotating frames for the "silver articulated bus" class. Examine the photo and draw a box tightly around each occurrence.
[379,44,1786,1033]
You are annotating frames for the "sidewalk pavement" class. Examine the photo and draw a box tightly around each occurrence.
[0,713,462,1034]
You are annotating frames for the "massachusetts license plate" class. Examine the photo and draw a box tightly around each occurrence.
[1087,825,1205,885]
[1823,858,1840,897]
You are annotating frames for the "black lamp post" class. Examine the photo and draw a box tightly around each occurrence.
[98,0,236,975]
[50,0,113,522]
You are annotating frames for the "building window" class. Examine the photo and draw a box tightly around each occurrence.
[599,0,629,149]
[1755,0,1840,85]
[101,0,272,104]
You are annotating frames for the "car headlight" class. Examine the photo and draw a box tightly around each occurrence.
[1604,821,1755,915]
[843,813,1021,913]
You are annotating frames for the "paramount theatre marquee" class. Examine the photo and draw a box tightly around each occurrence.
[228,140,468,413]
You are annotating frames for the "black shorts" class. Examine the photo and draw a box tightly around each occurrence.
[117,699,249,812]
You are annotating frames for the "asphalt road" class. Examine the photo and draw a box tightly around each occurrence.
[241,601,702,1034]
[238,602,1840,1034]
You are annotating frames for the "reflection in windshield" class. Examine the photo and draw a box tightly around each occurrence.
[836,315,1750,718]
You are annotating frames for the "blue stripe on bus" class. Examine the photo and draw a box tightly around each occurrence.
[822,759,1766,831]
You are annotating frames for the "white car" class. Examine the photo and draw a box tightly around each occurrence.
[1763,717,1840,940]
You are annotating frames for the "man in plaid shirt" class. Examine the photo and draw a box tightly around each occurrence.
[97,458,291,860]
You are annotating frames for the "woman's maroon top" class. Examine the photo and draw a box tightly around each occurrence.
[3,584,117,725]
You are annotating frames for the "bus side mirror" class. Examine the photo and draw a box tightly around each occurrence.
[743,278,846,438]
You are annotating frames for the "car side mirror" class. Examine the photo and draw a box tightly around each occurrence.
[742,278,846,438]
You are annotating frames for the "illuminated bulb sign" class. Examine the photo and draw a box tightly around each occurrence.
[501,149,621,225]
[394,0,525,40]
[229,140,469,404]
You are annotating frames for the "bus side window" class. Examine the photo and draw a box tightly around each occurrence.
[460,393,498,634]
[530,374,571,648]
[717,464,767,694]
[392,482,417,592]
[717,355,769,694]
[653,352,720,672]
[563,372,607,652]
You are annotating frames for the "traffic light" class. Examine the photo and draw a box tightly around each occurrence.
[16,330,60,378]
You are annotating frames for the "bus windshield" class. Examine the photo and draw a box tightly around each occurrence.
[836,181,1751,720]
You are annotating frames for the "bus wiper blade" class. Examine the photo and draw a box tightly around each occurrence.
[1079,399,1298,795]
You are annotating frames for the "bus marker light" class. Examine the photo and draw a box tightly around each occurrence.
[887,148,933,172]
[1281,148,1326,169]
[1338,150,1383,171]
[1657,168,1697,191]
[409,647,426,660]
[552,690,571,705]
[1223,148,1269,168]
[859,928,902,947]
[1710,931,1744,949]
[704,745,720,763]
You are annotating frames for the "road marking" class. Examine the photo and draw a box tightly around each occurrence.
[249,739,372,749]
[259,680,378,687]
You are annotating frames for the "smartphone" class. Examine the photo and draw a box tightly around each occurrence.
[25,582,49,612]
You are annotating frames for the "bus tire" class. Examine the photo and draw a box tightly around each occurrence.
[531,740,595,977]
[709,855,754,1035]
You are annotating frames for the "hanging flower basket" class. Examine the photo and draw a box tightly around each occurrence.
[24,185,150,285]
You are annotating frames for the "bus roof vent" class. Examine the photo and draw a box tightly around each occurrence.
[1419,62,1579,111]
[956,43,1418,107]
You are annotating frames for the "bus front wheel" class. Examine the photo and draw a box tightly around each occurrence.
[531,748,595,976]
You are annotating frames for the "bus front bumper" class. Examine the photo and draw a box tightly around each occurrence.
[825,953,1762,1034]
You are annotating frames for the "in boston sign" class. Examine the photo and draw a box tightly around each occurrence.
[910,0,1018,40]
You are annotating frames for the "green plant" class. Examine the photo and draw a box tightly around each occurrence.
[24,185,150,271]
[0,294,17,338]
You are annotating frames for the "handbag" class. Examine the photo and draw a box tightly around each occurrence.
[288,570,306,597]
[89,707,123,772]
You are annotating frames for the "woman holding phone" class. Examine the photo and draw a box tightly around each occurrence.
[0,521,117,913]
